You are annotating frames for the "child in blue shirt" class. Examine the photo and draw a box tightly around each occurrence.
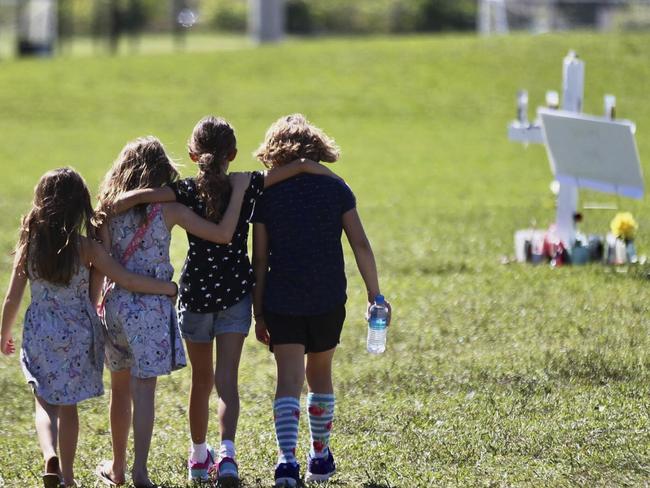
[252,114,391,486]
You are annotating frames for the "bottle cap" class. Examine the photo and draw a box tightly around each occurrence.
[375,294,385,305]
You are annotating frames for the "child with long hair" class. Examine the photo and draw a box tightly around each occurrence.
[111,115,340,484]
[251,114,391,486]
[0,168,177,488]
[92,136,250,488]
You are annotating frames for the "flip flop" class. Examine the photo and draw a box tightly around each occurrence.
[95,460,121,486]
[43,455,62,488]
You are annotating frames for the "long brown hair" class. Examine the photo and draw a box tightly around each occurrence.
[16,168,95,285]
[254,113,339,168]
[189,116,236,221]
[96,136,179,225]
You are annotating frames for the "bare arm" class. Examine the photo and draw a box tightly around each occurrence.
[342,208,392,324]
[89,224,111,307]
[252,223,270,345]
[263,159,342,188]
[1,249,28,355]
[82,238,177,297]
[165,173,249,243]
[342,208,380,301]
[110,187,176,215]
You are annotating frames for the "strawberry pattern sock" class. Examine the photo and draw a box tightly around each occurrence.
[274,397,301,465]
[307,392,335,458]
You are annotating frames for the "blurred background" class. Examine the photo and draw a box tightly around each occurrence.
[2,0,650,60]
[2,1,650,486]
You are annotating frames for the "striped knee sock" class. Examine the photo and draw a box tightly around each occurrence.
[307,392,335,458]
[274,397,301,465]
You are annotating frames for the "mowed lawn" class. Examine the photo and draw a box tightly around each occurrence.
[1,33,650,486]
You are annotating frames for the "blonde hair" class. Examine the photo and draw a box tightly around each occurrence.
[254,114,340,168]
[96,136,179,225]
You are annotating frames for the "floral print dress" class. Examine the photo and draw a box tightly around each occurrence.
[103,204,186,378]
[21,264,104,405]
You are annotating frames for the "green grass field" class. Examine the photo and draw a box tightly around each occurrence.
[1,33,650,487]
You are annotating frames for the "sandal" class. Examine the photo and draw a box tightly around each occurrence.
[95,460,123,486]
[42,473,60,488]
[43,456,61,488]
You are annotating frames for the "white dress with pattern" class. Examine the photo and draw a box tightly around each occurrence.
[103,204,186,378]
[21,264,104,405]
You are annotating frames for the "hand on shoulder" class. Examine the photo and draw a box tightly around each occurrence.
[229,172,251,192]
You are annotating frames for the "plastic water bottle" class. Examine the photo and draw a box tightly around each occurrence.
[367,295,388,354]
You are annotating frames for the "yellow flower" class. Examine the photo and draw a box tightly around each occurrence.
[610,212,638,240]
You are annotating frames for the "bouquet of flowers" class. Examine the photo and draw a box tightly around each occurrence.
[607,212,638,264]
[610,212,638,242]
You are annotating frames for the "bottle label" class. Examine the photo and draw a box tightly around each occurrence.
[369,318,387,330]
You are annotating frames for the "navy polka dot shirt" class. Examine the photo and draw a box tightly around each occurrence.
[252,174,356,316]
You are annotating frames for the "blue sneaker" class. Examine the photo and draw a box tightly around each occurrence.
[274,462,300,487]
[305,449,336,483]
[211,456,239,487]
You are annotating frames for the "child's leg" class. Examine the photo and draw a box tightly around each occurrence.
[305,348,336,458]
[34,396,59,470]
[273,344,306,465]
[130,376,157,485]
[58,404,79,485]
[106,369,132,483]
[185,340,215,461]
[214,333,245,458]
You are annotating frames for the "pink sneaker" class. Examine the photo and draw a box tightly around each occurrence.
[188,445,216,482]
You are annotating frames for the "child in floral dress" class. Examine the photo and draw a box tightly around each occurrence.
[0,168,177,488]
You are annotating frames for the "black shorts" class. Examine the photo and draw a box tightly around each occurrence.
[264,305,346,353]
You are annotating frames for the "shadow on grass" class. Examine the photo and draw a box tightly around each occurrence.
[395,260,471,276]
[605,263,650,283]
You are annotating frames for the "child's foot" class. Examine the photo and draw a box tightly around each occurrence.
[43,455,61,488]
[42,473,60,488]
[210,456,239,486]
[131,468,158,488]
[95,460,126,486]
[274,462,300,487]
[188,444,216,482]
[305,449,336,482]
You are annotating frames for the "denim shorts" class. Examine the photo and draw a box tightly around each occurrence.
[178,294,252,343]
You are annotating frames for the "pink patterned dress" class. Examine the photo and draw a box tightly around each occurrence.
[103,204,186,378]
[21,264,104,405]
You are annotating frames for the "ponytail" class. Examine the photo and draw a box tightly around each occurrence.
[189,116,237,222]
[196,153,231,221]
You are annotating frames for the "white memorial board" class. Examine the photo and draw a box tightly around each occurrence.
[539,108,644,199]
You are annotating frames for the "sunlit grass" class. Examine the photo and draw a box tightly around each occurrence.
[1,32,650,486]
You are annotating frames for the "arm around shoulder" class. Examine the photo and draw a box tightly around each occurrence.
[110,187,176,216]
[83,237,176,297]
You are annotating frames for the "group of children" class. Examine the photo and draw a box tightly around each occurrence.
[0,114,390,488]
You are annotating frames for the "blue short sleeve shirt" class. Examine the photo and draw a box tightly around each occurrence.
[252,174,356,316]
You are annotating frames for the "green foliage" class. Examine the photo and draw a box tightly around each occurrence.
[1,33,650,486]
[55,0,478,36]
[208,0,248,32]
[285,0,477,34]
